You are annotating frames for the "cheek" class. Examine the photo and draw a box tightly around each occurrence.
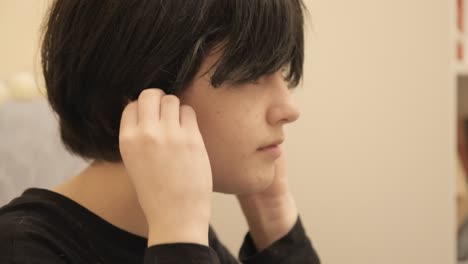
[196,111,275,194]
[194,102,263,158]
[200,116,250,157]
[197,111,254,167]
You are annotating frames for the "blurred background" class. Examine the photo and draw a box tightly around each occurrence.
[0,0,458,263]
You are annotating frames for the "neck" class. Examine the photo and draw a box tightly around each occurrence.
[53,161,149,238]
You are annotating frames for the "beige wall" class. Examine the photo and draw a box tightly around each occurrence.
[294,1,454,263]
[0,1,456,263]
[0,1,48,80]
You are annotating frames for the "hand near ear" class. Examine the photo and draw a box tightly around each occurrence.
[119,88,213,247]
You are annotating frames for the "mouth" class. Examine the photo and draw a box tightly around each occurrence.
[257,139,284,151]
[257,139,284,158]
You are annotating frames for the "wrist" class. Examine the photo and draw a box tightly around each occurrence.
[147,220,209,247]
[238,192,298,250]
[145,200,211,247]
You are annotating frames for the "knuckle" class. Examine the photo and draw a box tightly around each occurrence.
[138,89,153,100]
[139,88,165,101]
[123,101,137,111]
[180,104,195,115]
[166,130,184,145]
[180,104,193,111]
[119,133,136,152]
[139,128,160,144]
[161,95,180,105]
[119,131,134,143]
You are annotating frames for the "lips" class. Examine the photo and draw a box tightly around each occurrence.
[258,139,284,150]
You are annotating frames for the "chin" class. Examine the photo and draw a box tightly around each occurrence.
[213,168,275,195]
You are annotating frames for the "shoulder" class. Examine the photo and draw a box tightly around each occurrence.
[0,195,73,263]
[0,193,56,243]
[0,207,22,261]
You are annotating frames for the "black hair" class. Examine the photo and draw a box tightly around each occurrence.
[41,0,306,162]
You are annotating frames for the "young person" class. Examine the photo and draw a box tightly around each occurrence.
[0,0,321,263]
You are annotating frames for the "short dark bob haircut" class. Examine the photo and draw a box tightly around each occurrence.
[41,0,307,162]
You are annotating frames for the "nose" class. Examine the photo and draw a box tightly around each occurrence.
[267,100,301,126]
[266,75,301,126]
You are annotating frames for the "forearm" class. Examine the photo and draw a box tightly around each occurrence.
[238,192,298,251]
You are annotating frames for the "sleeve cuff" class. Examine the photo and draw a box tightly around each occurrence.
[144,243,220,264]
[238,216,321,264]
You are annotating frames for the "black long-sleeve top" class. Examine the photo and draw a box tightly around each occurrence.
[0,188,321,263]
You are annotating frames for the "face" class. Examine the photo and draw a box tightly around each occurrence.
[179,50,300,195]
